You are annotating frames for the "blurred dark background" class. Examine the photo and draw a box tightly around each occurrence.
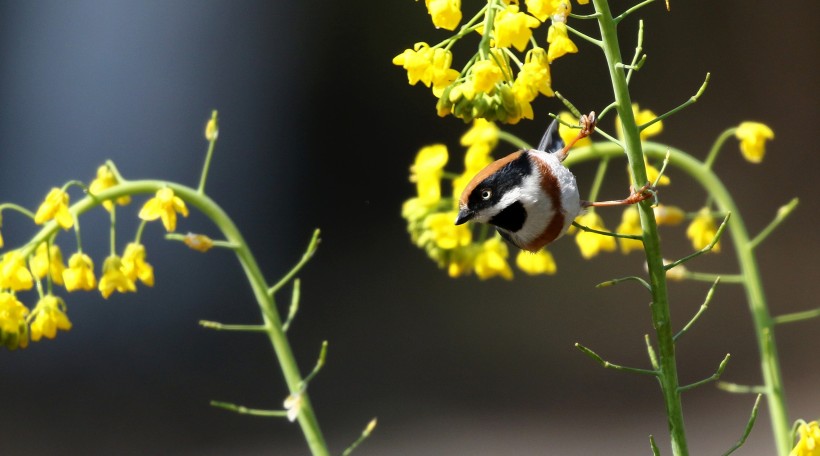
[0,1,817,455]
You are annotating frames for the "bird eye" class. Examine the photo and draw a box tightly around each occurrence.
[481,189,492,200]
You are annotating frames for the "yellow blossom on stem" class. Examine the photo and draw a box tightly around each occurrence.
[424,0,462,31]
[460,118,499,150]
[653,204,685,226]
[0,291,29,350]
[474,237,513,280]
[184,233,215,252]
[0,213,4,248]
[686,208,720,252]
[98,255,137,299]
[29,294,72,342]
[516,249,557,275]
[393,42,434,86]
[0,251,34,291]
[526,0,570,21]
[89,165,131,212]
[34,188,74,230]
[31,242,66,286]
[411,144,448,205]
[471,60,504,94]
[557,111,592,149]
[205,117,219,141]
[447,245,479,278]
[139,187,189,232]
[791,421,820,456]
[615,206,643,254]
[62,252,97,291]
[424,212,472,249]
[574,211,617,259]
[494,5,541,52]
[735,121,774,163]
[512,47,554,104]
[546,22,578,62]
[121,243,154,287]
[427,48,460,97]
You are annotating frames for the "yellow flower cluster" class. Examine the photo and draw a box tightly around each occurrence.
[791,421,820,456]
[395,0,586,124]
[0,168,194,350]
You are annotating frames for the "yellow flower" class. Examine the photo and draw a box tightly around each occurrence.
[139,187,189,232]
[121,243,154,287]
[0,251,33,291]
[512,47,554,103]
[89,165,131,212]
[526,0,570,21]
[546,22,578,62]
[447,245,479,278]
[424,212,472,249]
[183,233,215,252]
[615,104,663,140]
[34,188,74,229]
[653,204,685,226]
[393,42,434,86]
[471,59,504,94]
[98,255,136,299]
[411,144,448,205]
[31,242,66,286]
[615,207,643,254]
[0,213,4,248]
[474,237,514,280]
[494,5,541,52]
[0,291,29,350]
[205,116,219,141]
[791,421,820,456]
[460,118,499,150]
[62,252,97,291]
[29,295,72,342]
[686,208,720,252]
[557,111,592,149]
[428,48,460,97]
[425,0,462,31]
[516,249,557,275]
[735,121,774,163]
[574,212,617,259]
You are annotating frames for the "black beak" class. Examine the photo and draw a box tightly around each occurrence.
[455,208,474,225]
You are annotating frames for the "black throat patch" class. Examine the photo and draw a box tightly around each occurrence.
[489,200,527,232]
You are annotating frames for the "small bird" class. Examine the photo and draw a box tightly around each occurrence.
[454,112,651,252]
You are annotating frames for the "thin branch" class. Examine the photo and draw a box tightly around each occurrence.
[575,343,658,376]
[565,24,603,48]
[596,276,651,291]
[269,229,321,296]
[722,394,763,456]
[716,382,766,395]
[572,221,643,240]
[772,307,820,325]
[640,73,710,133]
[614,0,658,24]
[749,198,799,250]
[645,334,659,370]
[341,418,378,456]
[199,320,267,332]
[674,277,720,341]
[301,341,329,388]
[210,400,289,418]
[679,353,730,392]
[282,278,301,332]
[649,435,661,456]
[664,212,730,271]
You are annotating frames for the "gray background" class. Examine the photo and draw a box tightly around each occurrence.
[0,1,817,455]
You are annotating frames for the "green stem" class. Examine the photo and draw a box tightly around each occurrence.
[16,179,330,456]
[198,110,219,194]
[591,1,688,454]
[703,128,737,170]
[565,141,792,456]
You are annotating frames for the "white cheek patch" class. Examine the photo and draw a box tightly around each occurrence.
[513,172,553,241]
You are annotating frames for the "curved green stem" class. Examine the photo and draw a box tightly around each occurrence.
[16,179,330,456]
[565,141,792,456]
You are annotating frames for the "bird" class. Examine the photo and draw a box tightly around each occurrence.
[454,112,652,252]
